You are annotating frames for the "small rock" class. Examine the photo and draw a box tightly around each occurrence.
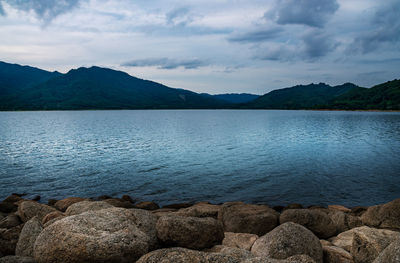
[361,198,400,230]
[3,195,24,204]
[0,214,22,229]
[323,245,354,263]
[156,215,224,249]
[251,222,323,263]
[17,201,57,222]
[135,201,160,211]
[41,211,64,225]
[54,197,86,212]
[16,216,43,257]
[65,200,113,216]
[280,209,337,239]
[328,205,351,213]
[103,198,134,208]
[351,226,400,263]
[373,238,400,263]
[222,232,259,251]
[218,202,279,236]
[0,256,35,263]
[0,224,23,255]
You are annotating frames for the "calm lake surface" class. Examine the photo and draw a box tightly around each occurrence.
[0,110,399,207]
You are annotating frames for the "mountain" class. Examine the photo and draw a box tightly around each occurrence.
[245,83,361,109]
[212,93,259,104]
[327,79,400,110]
[0,64,230,110]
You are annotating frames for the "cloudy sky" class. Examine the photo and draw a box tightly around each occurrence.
[0,0,399,94]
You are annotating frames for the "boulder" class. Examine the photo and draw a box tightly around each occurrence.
[175,203,221,218]
[0,214,22,229]
[47,199,58,206]
[361,199,400,230]
[135,201,160,211]
[103,198,134,208]
[373,238,400,263]
[33,207,157,263]
[16,217,43,257]
[156,215,224,249]
[284,203,304,210]
[121,194,135,203]
[280,209,337,239]
[0,225,23,255]
[152,208,178,217]
[0,256,35,263]
[243,255,317,262]
[351,206,368,216]
[17,201,57,222]
[0,202,17,213]
[54,197,86,212]
[207,245,253,260]
[328,210,362,234]
[351,226,400,263]
[41,211,65,225]
[136,247,240,263]
[218,202,279,236]
[328,205,351,213]
[323,245,354,263]
[222,232,259,251]
[251,222,323,263]
[65,200,113,216]
[2,195,24,204]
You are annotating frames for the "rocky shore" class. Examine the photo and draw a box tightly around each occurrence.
[0,195,399,263]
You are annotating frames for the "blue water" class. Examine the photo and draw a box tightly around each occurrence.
[0,110,399,207]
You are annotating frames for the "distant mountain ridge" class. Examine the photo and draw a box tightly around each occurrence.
[0,61,398,110]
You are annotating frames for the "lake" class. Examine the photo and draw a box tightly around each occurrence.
[0,110,399,207]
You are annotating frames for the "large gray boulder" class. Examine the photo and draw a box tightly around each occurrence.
[136,247,240,263]
[351,226,400,263]
[218,202,279,236]
[16,217,43,257]
[373,238,400,263]
[361,199,400,230]
[33,207,157,263]
[17,201,57,222]
[280,209,337,239]
[64,200,113,216]
[156,215,224,249]
[251,222,323,263]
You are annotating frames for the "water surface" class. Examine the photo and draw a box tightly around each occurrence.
[0,110,399,207]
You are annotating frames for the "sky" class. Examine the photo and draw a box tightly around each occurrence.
[0,0,399,95]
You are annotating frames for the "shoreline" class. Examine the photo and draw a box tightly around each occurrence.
[1,194,399,262]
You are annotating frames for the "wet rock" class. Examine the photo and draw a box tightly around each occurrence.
[218,202,279,236]
[351,226,400,263]
[121,194,135,203]
[135,201,160,211]
[3,195,24,204]
[323,245,354,263]
[175,203,221,219]
[162,203,193,209]
[222,232,259,251]
[156,215,224,249]
[136,247,240,263]
[31,196,40,202]
[17,201,57,222]
[328,205,351,213]
[33,207,157,263]
[0,224,23,255]
[41,211,65,225]
[96,195,112,200]
[16,217,43,257]
[0,256,35,263]
[361,198,400,230]
[0,202,17,213]
[284,203,304,210]
[103,198,134,208]
[0,214,22,229]
[273,206,285,213]
[65,200,113,216]
[373,238,400,263]
[54,197,86,212]
[251,222,323,263]
[280,209,337,239]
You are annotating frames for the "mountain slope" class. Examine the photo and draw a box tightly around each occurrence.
[328,79,400,110]
[245,83,360,109]
[213,93,259,104]
[2,66,229,110]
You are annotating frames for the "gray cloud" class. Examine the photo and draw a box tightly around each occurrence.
[166,7,193,26]
[227,28,282,43]
[350,0,400,53]
[1,0,84,21]
[0,3,4,15]
[121,58,208,69]
[267,0,339,28]
[302,30,338,58]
